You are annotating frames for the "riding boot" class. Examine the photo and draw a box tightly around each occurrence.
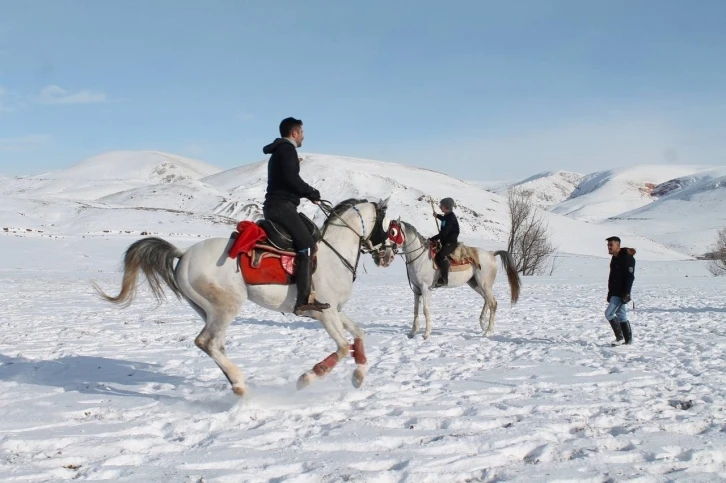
[609,318,624,346]
[294,251,330,314]
[436,258,450,287]
[620,320,632,345]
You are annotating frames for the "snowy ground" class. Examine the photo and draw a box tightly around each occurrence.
[1,235,726,482]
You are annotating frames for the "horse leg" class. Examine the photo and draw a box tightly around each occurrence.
[338,311,367,388]
[422,289,433,340]
[467,278,489,333]
[184,278,247,396]
[474,270,498,335]
[297,310,351,390]
[408,293,421,339]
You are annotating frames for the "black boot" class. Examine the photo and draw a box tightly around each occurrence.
[609,319,624,346]
[294,252,330,315]
[435,258,450,287]
[620,320,632,345]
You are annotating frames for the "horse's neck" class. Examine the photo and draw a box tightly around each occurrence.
[403,224,428,263]
[321,210,368,259]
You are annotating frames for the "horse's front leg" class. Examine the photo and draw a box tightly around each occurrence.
[408,293,421,339]
[297,309,350,390]
[338,311,367,388]
[422,289,433,339]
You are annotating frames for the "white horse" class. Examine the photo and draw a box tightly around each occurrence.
[94,198,390,396]
[374,219,521,339]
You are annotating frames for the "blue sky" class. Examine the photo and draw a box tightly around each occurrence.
[1,1,725,180]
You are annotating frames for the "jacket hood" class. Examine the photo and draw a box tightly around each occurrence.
[619,247,636,256]
[263,138,295,155]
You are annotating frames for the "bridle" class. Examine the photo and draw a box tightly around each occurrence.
[317,199,388,281]
[383,219,428,266]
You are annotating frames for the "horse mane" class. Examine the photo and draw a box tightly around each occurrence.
[322,198,370,228]
[401,220,429,247]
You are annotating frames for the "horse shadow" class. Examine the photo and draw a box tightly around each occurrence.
[0,353,231,411]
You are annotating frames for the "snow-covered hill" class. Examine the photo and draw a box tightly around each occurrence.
[492,171,583,209]
[0,151,222,200]
[0,151,688,260]
[605,168,726,255]
[551,165,707,221]
[549,165,712,222]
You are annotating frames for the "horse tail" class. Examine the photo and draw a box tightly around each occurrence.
[494,250,521,304]
[93,237,184,307]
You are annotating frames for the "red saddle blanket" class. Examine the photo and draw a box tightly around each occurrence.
[228,221,315,286]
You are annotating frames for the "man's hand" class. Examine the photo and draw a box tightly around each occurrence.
[622,294,631,304]
[308,189,321,202]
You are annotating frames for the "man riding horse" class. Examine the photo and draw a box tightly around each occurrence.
[430,197,460,287]
[262,117,330,314]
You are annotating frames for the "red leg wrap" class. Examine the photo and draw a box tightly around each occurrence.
[352,338,367,365]
[313,352,340,376]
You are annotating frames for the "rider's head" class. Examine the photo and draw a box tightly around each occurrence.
[439,197,456,213]
[280,117,304,147]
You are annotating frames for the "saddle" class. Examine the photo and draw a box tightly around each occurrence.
[227,214,321,286]
[429,240,480,272]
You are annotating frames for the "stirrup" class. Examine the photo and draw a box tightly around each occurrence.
[294,300,330,314]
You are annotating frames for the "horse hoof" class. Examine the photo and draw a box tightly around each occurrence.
[351,367,366,388]
[297,372,315,390]
[423,333,431,340]
[407,332,416,339]
[232,385,246,397]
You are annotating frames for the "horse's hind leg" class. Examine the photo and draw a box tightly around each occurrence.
[474,270,498,335]
[408,293,421,339]
[339,311,367,388]
[190,282,247,396]
[297,309,351,390]
[467,277,489,333]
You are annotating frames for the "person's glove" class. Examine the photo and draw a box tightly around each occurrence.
[622,294,631,304]
[308,189,321,202]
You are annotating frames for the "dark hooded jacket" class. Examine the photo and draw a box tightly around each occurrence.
[263,138,320,207]
[608,247,636,301]
[431,212,460,244]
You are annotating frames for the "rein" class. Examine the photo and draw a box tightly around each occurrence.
[317,200,386,282]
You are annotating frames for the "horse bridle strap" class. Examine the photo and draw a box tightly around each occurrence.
[317,200,382,282]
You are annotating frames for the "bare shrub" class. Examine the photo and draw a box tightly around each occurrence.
[507,188,556,275]
[707,228,726,276]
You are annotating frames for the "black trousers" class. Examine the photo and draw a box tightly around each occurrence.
[263,201,314,252]
[435,242,457,265]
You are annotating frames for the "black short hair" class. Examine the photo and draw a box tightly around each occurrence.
[279,117,303,138]
[606,236,621,243]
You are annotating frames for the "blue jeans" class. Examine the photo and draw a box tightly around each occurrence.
[605,296,628,322]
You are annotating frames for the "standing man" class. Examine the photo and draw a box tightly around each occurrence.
[262,117,330,314]
[430,197,460,287]
[605,236,636,345]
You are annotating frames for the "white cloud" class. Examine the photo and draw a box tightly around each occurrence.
[0,135,51,152]
[35,85,107,105]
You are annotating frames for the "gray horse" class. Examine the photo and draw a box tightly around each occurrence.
[375,219,521,339]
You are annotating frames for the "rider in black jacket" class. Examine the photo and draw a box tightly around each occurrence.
[262,117,329,314]
[430,197,460,287]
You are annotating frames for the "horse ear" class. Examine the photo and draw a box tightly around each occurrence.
[380,196,390,208]
[397,215,401,222]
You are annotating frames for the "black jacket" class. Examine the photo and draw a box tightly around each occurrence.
[263,138,320,207]
[431,212,460,244]
[608,248,636,301]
